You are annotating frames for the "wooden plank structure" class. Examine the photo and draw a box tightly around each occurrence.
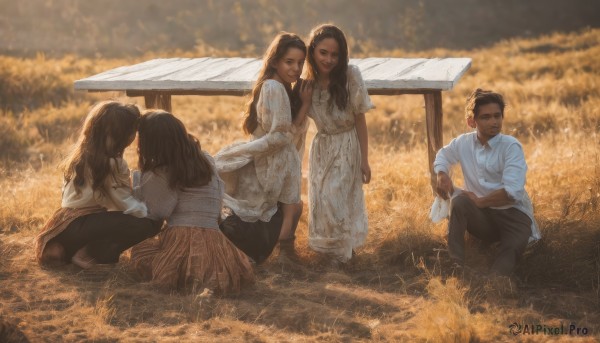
[74,57,471,190]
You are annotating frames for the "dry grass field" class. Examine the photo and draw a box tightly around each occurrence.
[1,28,599,342]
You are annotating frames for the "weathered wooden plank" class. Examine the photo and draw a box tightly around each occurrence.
[352,57,427,80]
[76,58,259,91]
[155,58,220,80]
[75,57,471,93]
[83,80,255,92]
[81,59,175,81]
[348,57,392,72]
[126,89,251,97]
[360,58,470,90]
[124,88,441,97]
[102,58,201,81]
[217,59,263,82]
[356,58,430,89]
[368,88,443,96]
[402,58,472,90]
[81,58,186,82]
[171,58,256,81]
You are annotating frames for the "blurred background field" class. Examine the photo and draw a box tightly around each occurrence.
[1,0,599,57]
[1,1,599,342]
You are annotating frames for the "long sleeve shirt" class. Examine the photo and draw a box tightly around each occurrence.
[134,153,224,230]
[214,80,303,222]
[61,157,147,218]
[434,132,541,241]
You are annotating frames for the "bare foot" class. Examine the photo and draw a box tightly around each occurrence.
[71,247,96,269]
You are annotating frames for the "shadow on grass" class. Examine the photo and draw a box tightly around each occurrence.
[372,212,600,329]
[46,254,412,340]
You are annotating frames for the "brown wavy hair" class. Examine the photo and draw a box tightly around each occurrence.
[242,32,306,134]
[305,24,349,111]
[137,110,212,189]
[63,100,140,192]
[465,88,506,119]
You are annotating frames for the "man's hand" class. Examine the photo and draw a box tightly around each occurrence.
[436,171,454,200]
[463,191,483,208]
[465,188,514,208]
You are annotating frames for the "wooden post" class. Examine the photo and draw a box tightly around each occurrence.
[144,92,172,112]
[424,91,444,193]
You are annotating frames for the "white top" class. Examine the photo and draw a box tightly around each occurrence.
[215,79,306,222]
[433,132,541,241]
[61,157,147,218]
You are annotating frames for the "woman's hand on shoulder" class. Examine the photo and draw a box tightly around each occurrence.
[292,79,313,127]
[297,79,313,107]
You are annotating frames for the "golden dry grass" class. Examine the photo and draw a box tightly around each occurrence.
[1,29,599,342]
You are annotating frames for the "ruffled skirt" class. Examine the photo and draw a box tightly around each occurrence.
[130,226,254,294]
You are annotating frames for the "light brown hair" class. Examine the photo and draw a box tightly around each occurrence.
[63,100,140,192]
[242,32,306,135]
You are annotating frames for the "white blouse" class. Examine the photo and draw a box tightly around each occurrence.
[61,157,147,218]
[215,79,307,222]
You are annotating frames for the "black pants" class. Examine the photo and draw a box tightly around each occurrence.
[219,208,283,264]
[448,195,531,275]
[51,212,162,264]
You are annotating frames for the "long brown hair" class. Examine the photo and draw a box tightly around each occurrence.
[243,32,306,134]
[63,100,140,192]
[138,110,212,189]
[305,24,349,111]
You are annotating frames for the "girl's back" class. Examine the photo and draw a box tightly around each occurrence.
[139,154,223,230]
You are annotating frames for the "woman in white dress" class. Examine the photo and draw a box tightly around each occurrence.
[215,32,312,263]
[304,24,375,264]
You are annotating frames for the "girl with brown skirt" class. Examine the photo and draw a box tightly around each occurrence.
[130,111,254,294]
[35,101,161,269]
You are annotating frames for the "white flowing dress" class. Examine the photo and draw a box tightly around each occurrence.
[308,65,375,262]
[215,79,308,223]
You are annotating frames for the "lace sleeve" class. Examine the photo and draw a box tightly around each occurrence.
[348,65,375,115]
[259,80,293,136]
[240,80,293,156]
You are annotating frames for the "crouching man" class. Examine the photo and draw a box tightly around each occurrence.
[434,88,541,276]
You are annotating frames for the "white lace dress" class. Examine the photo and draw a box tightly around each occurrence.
[308,65,375,262]
[215,79,308,223]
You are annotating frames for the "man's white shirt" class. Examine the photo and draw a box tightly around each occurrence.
[434,132,541,241]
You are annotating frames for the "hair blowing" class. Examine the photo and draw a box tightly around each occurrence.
[243,32,306,135]
[138,111,212,189]
[465,88,506,119]
[305,24,349,111]
[63,101,140,192]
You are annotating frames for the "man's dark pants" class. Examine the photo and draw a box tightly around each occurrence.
[448,195,531,275]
